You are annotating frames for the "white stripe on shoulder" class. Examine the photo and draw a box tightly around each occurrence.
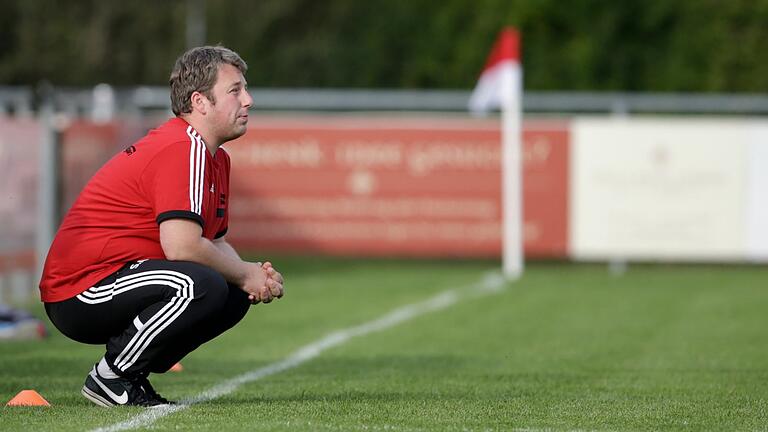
[186,126,198,214]
[195,134,206,214]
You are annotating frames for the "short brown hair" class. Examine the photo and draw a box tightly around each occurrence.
[169,46,248,116]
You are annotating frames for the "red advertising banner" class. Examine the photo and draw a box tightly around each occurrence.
[60,121,122,213]
[60,120,147,213]
[0,117,41,270]
[523,121,569,257]
[225,116,569,258]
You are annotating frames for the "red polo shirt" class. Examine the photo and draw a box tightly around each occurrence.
[40,117,230,302]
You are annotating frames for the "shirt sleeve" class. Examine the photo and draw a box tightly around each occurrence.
[142,140,207,228]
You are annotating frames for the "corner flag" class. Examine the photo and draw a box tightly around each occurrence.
[469,27,523,279]
[469,27,521,113]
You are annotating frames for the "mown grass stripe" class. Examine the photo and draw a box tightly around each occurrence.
[91,272,506,432]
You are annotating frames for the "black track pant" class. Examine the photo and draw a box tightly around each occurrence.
[45,259,250,377]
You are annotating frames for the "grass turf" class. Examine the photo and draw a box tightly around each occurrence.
[1,258,767,431]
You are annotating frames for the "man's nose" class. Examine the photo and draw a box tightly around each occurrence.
[241,90,253,108]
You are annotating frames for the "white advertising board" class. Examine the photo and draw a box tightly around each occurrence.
[571,118,749,261]
[746,124,768,261]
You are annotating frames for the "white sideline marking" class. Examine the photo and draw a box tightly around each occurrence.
[91,272,506,432]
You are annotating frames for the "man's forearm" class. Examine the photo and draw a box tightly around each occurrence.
[159,219,266,292]
[169,236,250,286]
[213,238,243,262]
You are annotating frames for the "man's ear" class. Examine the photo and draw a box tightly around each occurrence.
[190,91,208,115]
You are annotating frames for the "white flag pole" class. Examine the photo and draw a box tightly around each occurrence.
[501,61,523,279]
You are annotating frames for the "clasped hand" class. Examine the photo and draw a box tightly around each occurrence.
[244,261,284,305]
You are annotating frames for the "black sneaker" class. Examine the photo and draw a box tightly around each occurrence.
[81,365,165,407]
[135,373,175,405]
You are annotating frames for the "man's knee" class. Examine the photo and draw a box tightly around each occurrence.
[227,282,251,319]
[181,262,229,310]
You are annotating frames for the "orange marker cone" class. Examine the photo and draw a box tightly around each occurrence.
[6,390,51,406]
[169,362,184,372]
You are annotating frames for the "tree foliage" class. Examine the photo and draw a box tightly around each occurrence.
[1,0,767,91]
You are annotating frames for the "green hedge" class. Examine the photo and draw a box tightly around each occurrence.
[1,0,767,91]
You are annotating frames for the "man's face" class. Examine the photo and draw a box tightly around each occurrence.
[206,63,253,143]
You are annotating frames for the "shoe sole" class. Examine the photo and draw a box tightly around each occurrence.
[81,385,114,407]
[82,385,174,408]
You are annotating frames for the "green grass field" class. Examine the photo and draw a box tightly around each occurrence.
[1,257,768,431]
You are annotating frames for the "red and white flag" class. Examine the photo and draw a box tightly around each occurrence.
[468,27,521,114]
[469,27,524,279]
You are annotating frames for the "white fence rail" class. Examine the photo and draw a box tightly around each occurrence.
[3,86,768,117]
